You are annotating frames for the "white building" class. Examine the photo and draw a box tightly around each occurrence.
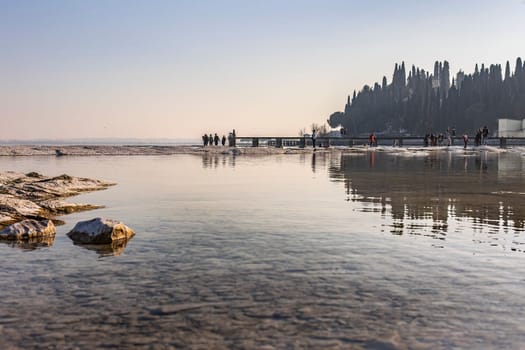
[498,118,525,137]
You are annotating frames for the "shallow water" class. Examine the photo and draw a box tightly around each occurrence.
[1,150,525,349]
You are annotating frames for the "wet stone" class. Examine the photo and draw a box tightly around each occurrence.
[67,218,134,244]
[0,219,55,240]
[0,171,113,232]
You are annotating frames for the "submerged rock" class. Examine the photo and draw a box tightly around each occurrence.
[67,218,134,244]
[0,219,56,240]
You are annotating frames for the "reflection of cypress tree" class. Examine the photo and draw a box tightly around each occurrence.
[328,58,525,136]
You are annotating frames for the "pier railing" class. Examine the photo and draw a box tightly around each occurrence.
[234,136,525,148]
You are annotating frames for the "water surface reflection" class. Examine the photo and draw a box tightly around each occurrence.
[73,237,134,257]
[201,153,236,169]
[0,235,55,250]
[328,150,525,248]
[1,153,525,349]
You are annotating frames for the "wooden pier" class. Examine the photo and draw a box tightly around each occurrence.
[234,136,525,148]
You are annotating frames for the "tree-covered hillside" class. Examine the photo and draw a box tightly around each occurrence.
[328,58,525,136]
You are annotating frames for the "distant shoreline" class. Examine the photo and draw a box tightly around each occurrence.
[0,145,296,156]
[0,138,201,146]
[0,144,523,157]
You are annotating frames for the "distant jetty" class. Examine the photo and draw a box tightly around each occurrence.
[0,144,315,156]
[0,138,524,158]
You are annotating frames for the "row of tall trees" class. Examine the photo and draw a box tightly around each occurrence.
[328,58,525,135]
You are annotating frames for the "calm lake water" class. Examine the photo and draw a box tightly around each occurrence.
[1,150,525,349]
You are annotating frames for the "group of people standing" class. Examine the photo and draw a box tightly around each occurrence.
[474,126,490,146]
[202,129,236,147]
[462,126,489,149]
[202,133,224,146]
[423,126,490,149]
[424,128,455,147]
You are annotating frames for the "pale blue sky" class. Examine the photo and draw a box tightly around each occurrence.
[1,0,524,139]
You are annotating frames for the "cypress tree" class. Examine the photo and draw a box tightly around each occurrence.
[441,61,451,96]
[505,61,511,80]
[516,57,523,76]
[400,62,406,86]
[327,58,525,135]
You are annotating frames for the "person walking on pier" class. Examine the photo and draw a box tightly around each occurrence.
[482,126,489,145]
[221,135,226,146]
[369,133,376,147]
[463,133,469,149]
[475,129,482,146]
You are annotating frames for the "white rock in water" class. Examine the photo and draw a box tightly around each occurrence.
[67,217,134,244]
[0,219,56,240]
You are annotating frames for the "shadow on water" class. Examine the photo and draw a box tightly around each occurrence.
[327,150,525,245]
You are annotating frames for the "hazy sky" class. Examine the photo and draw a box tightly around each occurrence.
[1,0,524,140]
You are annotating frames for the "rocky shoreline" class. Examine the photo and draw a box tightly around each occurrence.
[0,171,114,229]
[0,171,138,254]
